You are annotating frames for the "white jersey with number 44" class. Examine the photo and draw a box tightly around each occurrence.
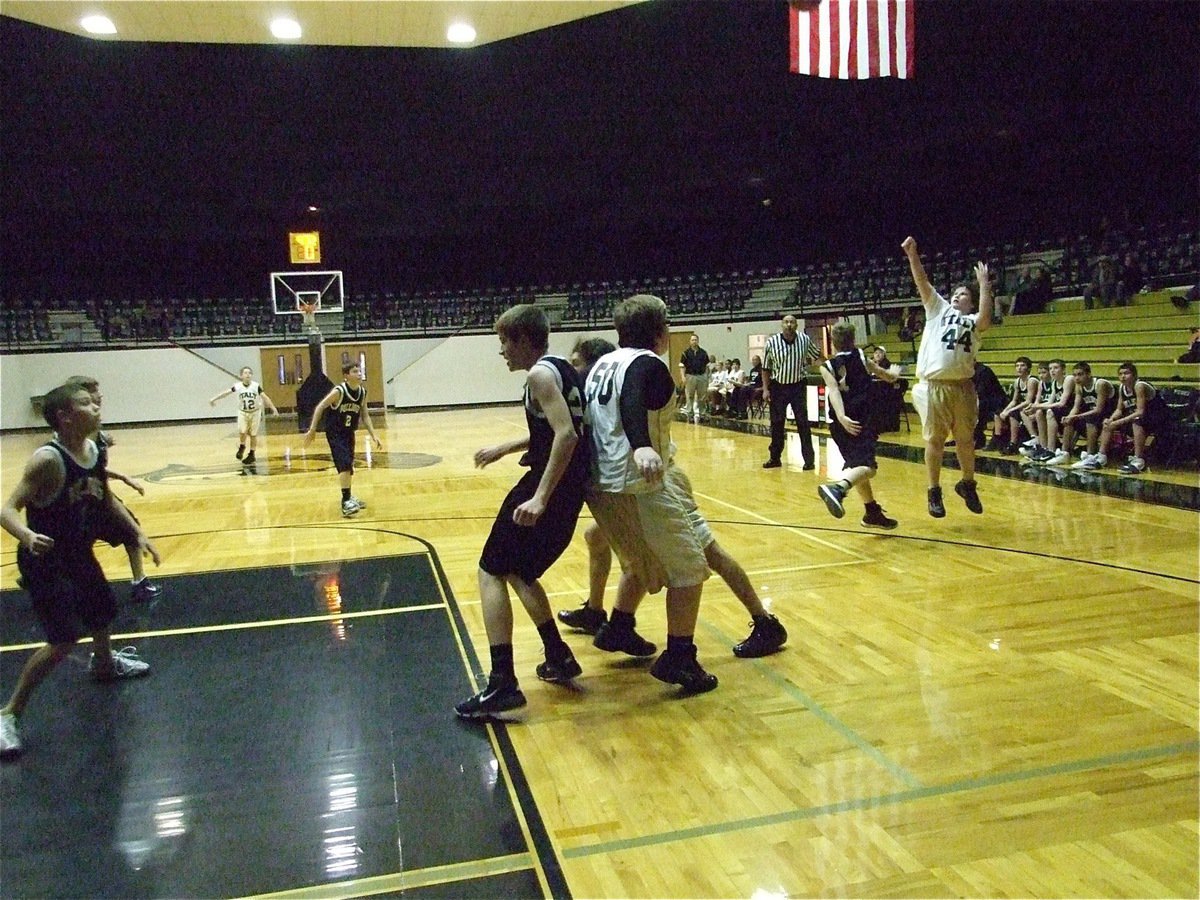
[916,291,982,381]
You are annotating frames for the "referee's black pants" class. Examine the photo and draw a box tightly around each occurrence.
[767,381,814,466]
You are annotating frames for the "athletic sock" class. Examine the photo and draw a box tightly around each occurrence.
[489,643,515,681]
[610,610,638,634]
[536,620,568,656]
[666,634,695,655]
[341,488,351,503]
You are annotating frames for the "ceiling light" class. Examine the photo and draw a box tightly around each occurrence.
[270,18,302,40]
[446,23,476,44]
[80,15,117,35]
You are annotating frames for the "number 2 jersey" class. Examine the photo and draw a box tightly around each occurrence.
[325,382,365,434]
[916,290,984,381]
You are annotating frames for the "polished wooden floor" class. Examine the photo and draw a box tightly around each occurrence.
[2,407,1197,898]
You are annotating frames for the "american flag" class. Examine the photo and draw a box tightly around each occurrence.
[789,0,915,79]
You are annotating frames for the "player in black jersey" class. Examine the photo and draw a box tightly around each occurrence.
[455,305,589,720]
[302,362,383,517]
[1,383,157,759]
[816,322,901,528]
[66,375,162,602]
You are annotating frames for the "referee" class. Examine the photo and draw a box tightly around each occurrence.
[761,314,823,469]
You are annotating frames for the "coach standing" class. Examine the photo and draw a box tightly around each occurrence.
[678,334,710,424]
[761,313,822,470]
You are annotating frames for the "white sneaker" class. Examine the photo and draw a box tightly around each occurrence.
[1021,437,1038,448]
[341,499,361,517]
[90,647,150,682]
[1118,456,1146,474]
[1079,453,1106,470]
[1070,453,1095,469]
[348,495,367,509]
[0,710,21,758]
[1048,449,1071,466]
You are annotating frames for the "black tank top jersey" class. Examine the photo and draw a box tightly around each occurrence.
[1012,374,1032,402]
[1038,378,1056,404]
[26,440,108,550]
[826,349,873,417]
[1078,378,1110,412]
[1118,380,1163,417]
[326,383,365,433]
[524,356,588,481]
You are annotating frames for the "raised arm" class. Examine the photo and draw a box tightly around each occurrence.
[209,386,233,406]
[975,261,994,333]
[901,236,936,310]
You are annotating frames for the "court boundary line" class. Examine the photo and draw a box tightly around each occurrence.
[560,739,1200,859]
[235,851,534,899]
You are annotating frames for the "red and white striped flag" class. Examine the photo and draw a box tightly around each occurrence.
[789,0,915,79]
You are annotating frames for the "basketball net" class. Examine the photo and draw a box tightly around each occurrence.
[299,301,319,334]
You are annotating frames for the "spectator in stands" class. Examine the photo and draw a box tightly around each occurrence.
[1116,252,1145,306]
[1082,254,1117,309]
[994,356,1037,454]
[870,345,907,434]
[730,355,763,420]
[678,334,710,424]
[724,358,746,415]
[1011,265,1052,315]
[1065,362,1116,466]
[1179,327,1200,364]
[1025,359,1076,465]
[1077,362,1170,474]
[706,360,730,417]
[974,361,1008,450]
[870,345,901,376]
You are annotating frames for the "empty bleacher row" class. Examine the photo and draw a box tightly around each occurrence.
[1,217,1195,351]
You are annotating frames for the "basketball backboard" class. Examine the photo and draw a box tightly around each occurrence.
[270,270,345,314]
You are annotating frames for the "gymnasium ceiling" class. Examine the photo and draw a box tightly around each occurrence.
[0,1,641,48]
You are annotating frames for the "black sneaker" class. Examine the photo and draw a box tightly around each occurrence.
[984,435,1005,452]
[235,444,245,460]
[801,462,815,471]
[927,486,946,518]
[593,621,657,657]
[817,482,847,518]
[1000,442,1018,456]
[130,579,162,603]
[762,458,782,469]
[732,614,787,658]
[557,603,607,635]
[954,479,983,514]
[536,649,582,684]
[454,675,527,720]
[861,503,898,529]
[649,646,718,694]
[243,451,256,466]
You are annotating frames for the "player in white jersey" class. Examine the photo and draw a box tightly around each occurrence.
[902,236,993,517]
[584,294,717,694]
[209,367,279,466]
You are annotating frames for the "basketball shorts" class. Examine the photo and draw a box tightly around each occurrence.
[326,429,356,473]
[238,408,263,436]
[913,379,978,443]
[91,496,140,548]
[588,471,709,592]
[829,418,879,470]
[479,470,586,582]
[17,546,117,645]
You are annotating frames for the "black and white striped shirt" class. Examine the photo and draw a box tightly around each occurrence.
[763,332,820,385]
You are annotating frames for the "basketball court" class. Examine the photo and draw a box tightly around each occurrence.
[1,407,1197,898]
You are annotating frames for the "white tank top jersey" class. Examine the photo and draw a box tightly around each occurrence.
[916,291,983,382]
[585,346,676,494]
[233,381,263,412]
